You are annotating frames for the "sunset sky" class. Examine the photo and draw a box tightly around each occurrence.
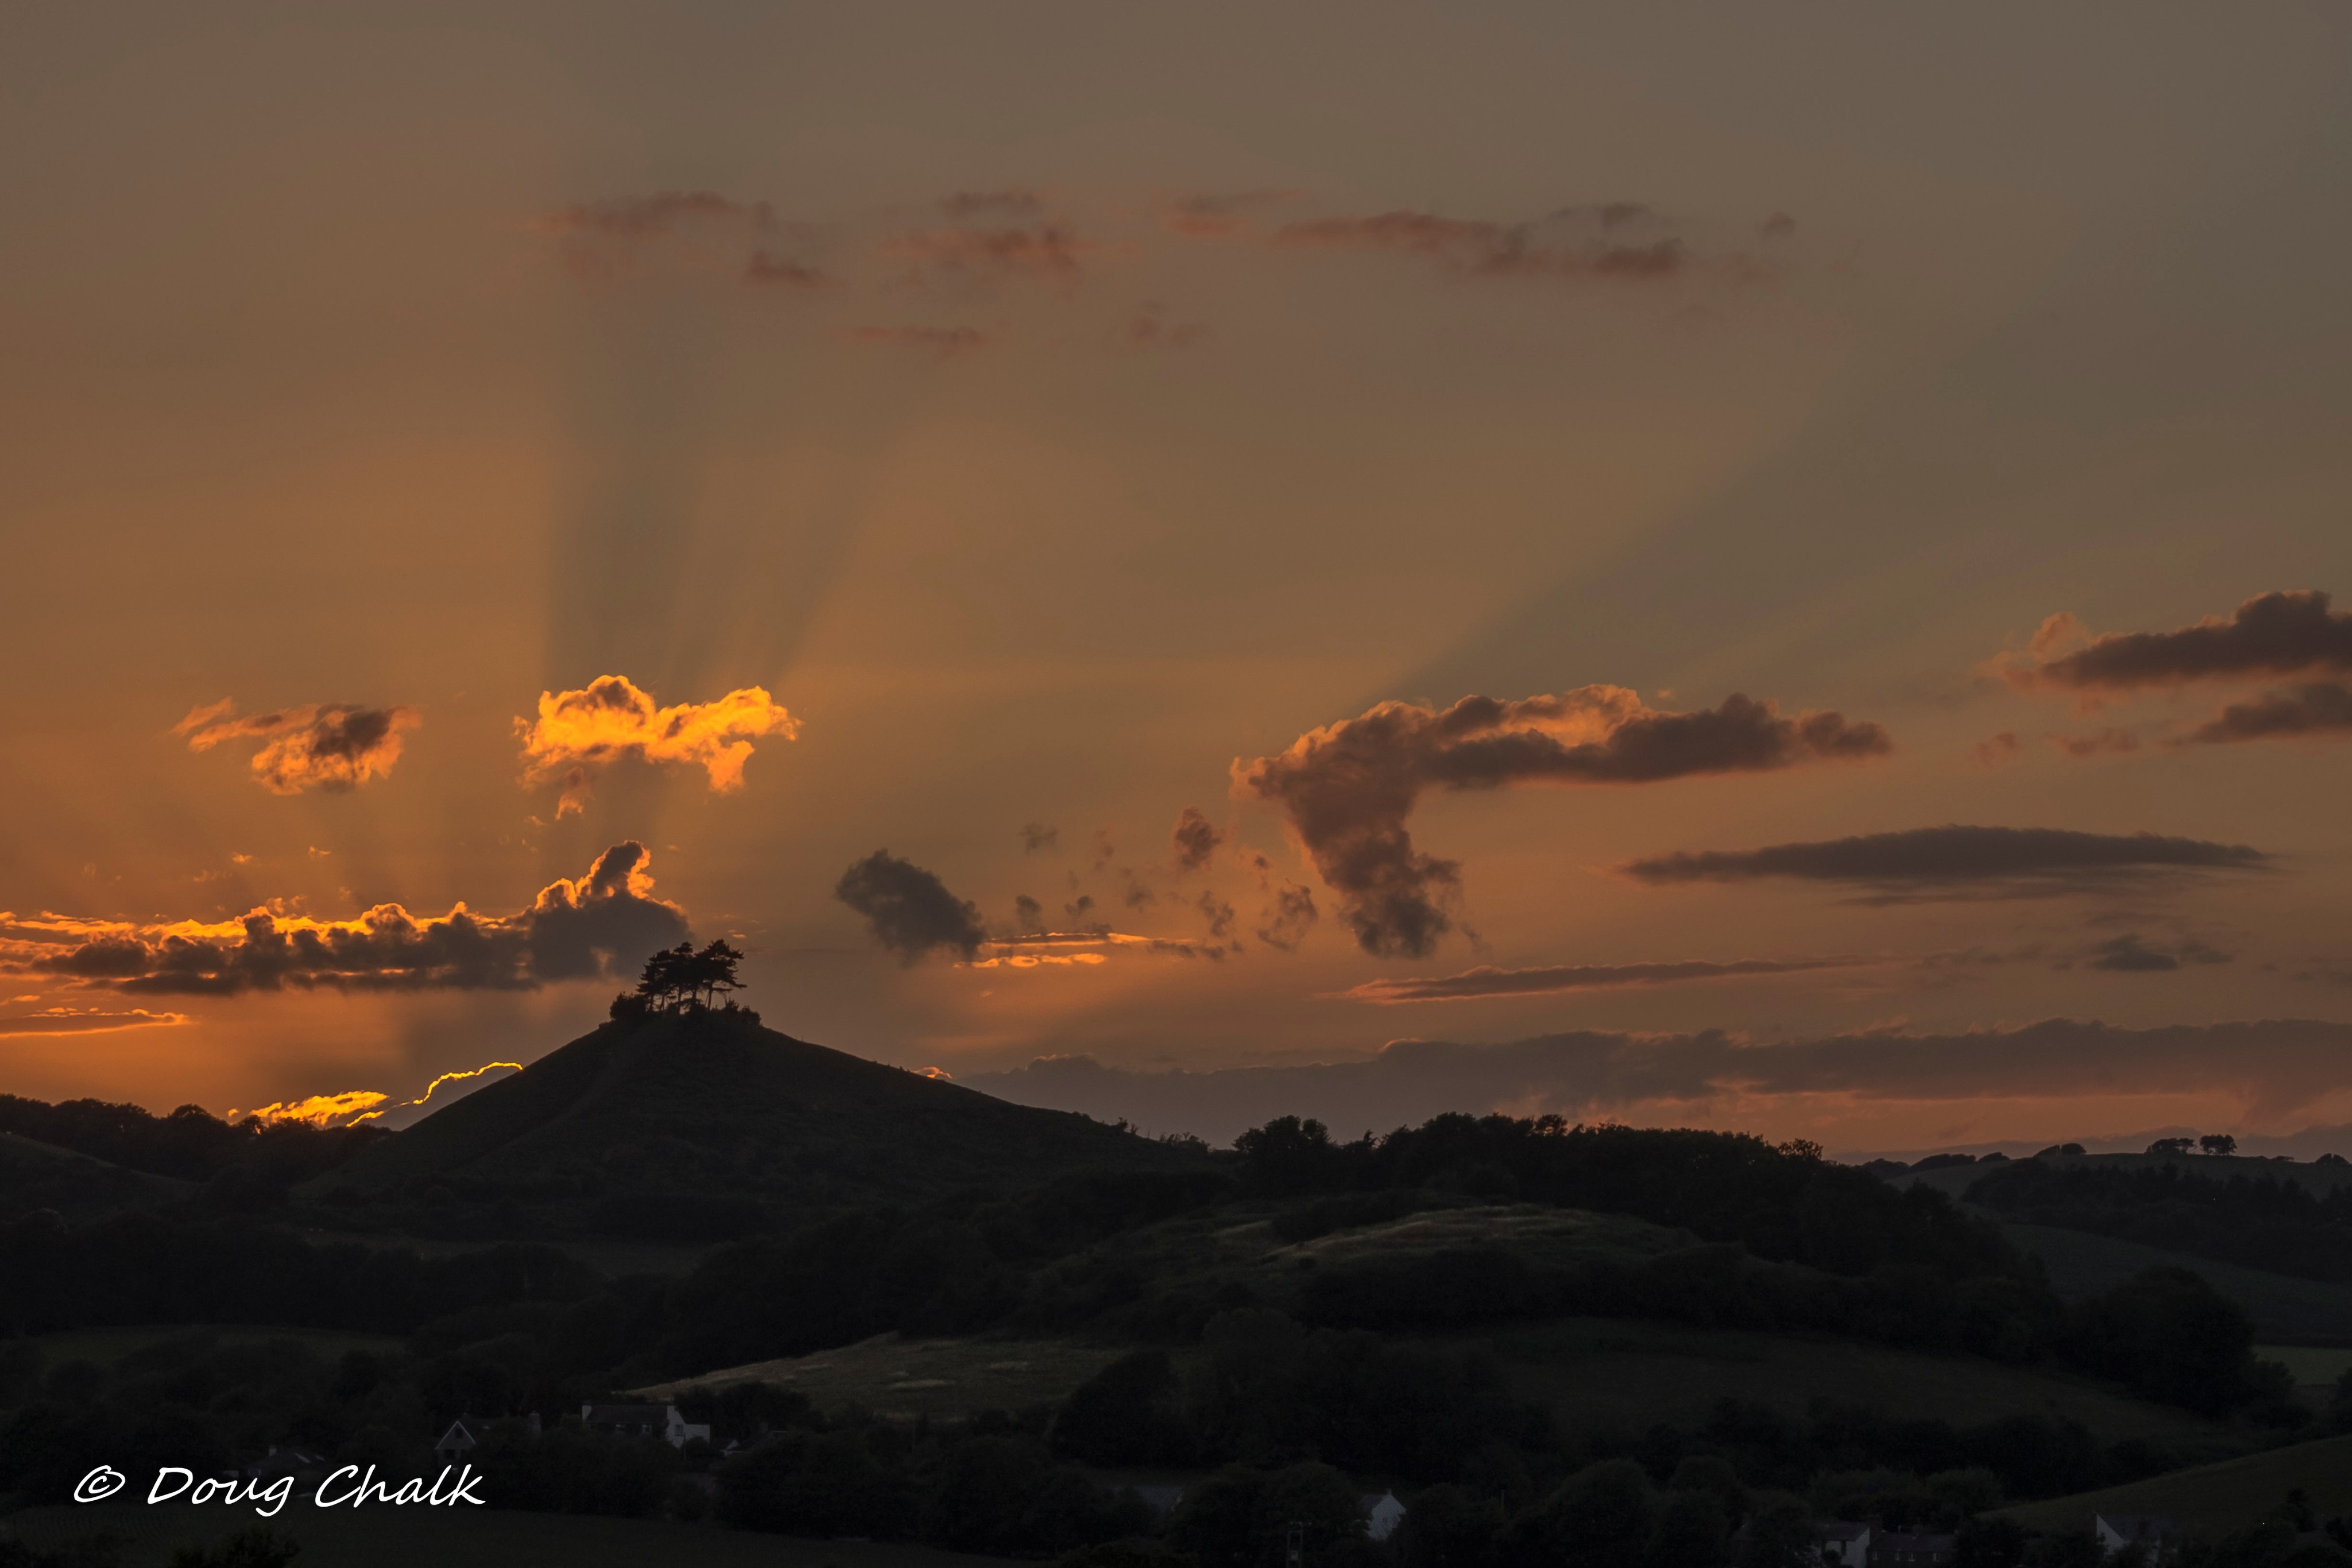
[5,2,2350,1155]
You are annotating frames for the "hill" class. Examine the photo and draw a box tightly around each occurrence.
[2004,1222,2352,1345]
[0,1129,192,1222]
[1999,1432,2352,1538]
[313,1009,1198,1234]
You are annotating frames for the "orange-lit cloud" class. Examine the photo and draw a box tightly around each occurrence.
[2177,682,2352,745]
[8,843,686,995]
[1971,731,2024,768]
[1272,207,1688,281]
[2047,727,2141,758]
[1118,301,1209,352]
[938,189,1045,219]
[175,699,419,794]
[1618,824,2267,903]
[967,930,1220,969]
[0,1005,190,1035]
[516,675,799,814]
[844,325,992,359]
[1237,687,1890,957]
[1337,955,1871,1004]
[234,1089,388,1128]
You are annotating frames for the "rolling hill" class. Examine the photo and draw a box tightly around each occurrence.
[313,1009,1198,1223]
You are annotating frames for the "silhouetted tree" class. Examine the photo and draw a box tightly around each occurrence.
[2200,1133,2239,1156]
[624,940,748,1014]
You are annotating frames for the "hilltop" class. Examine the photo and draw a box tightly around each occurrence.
[310,1009,1200,1238]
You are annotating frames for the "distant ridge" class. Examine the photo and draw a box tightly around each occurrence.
[317,1011,1197,1211]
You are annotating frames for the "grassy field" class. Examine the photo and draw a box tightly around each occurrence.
[26,1324,404,1369]
[635,1333,1128,1419]
[1468,1318,2232,1445]
[2003,1223,2352,1343]
[1999,1433,2352,1538]
[0,1501,1018,1568]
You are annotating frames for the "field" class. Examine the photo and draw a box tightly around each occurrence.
[1999,1433,2352,1538]
[640,1317,2230,1450]
[635,1333,1129,1418]
[1,1501,1016,1568]
[2003,1223,2352,1343]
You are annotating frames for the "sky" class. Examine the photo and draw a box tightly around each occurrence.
[4,1,2351,1155]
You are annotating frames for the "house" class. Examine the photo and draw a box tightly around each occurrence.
[1816,1520,1871,1566]
[2095,1515,2177,1559]
[579,1403,711,1447]
[1127,1485,1186,1521]
[434,1412,539,1462]
[1360,1492,1407,1542]
[1868,1531,1955,1566]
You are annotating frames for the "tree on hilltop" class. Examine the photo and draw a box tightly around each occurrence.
[612,939,749,1019]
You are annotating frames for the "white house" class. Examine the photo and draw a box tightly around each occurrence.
[580,1403,711,1447]
[2095,1515,2176,1559]
[1816,1520,1871,1567]
[1359,1492,1407,1542]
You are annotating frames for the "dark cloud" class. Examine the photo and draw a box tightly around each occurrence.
[1619,824,2267,903]
[1197,891,1237,942]
[0,1007,189,1036]
[13,843,687,996]
[1020,822,1059,853]
[844,325,991,359]
[176,699,419,794]
[1013,895,1046,934]
[1272,209,1687,281]
[834,850,987,963]
[966,1018,2352,1147]
[1759,212,1796,239]
[539,192,770,238]
[2011,590,2352,692]
[1171,807,1226,871]
[1236,687,1890,957]
[2082,934,2232,973]
[2179,681,2352,745]
[1339,955,1870,1004]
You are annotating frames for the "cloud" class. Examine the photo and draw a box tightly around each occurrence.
[1255,880,1318,951]
[835,850,988,963]
[1236,687,1890,957]
[2178,681,2352,745]
[966,930,1221,969]
[176,700,419,794]
[1618,824,2268,903]
[1971,731,2023,768]
[537,191,771,238]
[1759,212,1796,239]
[744,251,833,288]
[844,325,992,359]
[1171,807,1226,871]
[2048,728,2140,758]
[1337,955,1871,1004]
[2007,590,2352,693]
[2082,934,2232,973]
[516,675,798,814]
[878,224,1086,290]
[939,189,1045,219]
[235,1090,389,1128]
[1156,190,1301,238]
[1119,301,1210,352]
[0,1006,189,1036]
[7,843,688,996]
[1272,209,1688,281]
[966,1018,2352,1145]
[1020,822,1059,854]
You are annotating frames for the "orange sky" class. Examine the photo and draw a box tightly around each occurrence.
[4,2,2351,1154]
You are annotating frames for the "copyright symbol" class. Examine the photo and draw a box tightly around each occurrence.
[74,1465,126,1503]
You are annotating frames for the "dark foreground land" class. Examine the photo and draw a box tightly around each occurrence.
[9,1013,2352,1567]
